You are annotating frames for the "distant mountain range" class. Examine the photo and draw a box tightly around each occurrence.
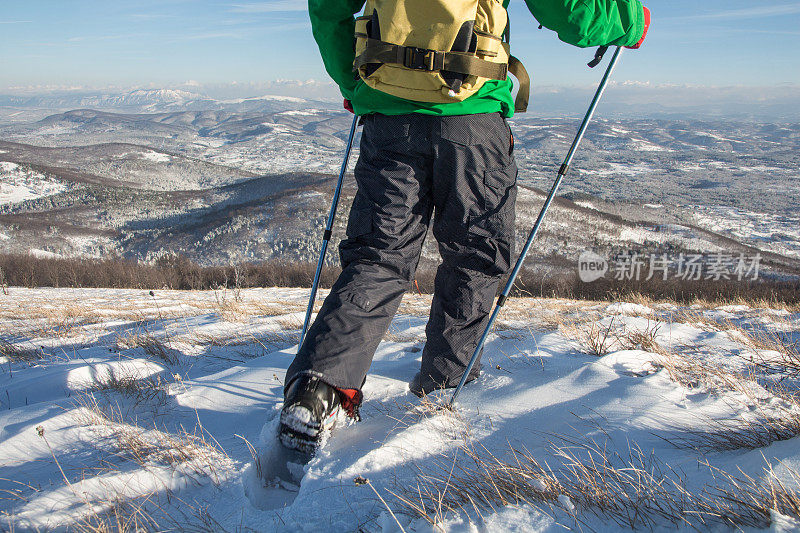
[0,89,336,116]
[3,84,799,121]
[0,101,798,278]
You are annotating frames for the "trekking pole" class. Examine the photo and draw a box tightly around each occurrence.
[449,46,624,408]
[299,115,359,348]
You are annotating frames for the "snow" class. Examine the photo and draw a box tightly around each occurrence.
[581,162,655,177]
[0,162,68,205]
[690,205,800,259]
[140,150,172,163]
[222,94,306,104]
[605,302,654,315]
[1,287,799,531]
[28,248,62,259]
[630,138,671,152]
[278,109,322,116]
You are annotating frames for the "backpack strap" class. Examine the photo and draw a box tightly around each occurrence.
[355,38,508,81]
[508,55,529,113]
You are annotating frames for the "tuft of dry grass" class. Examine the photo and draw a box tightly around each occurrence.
[32,305,104,338]
[392,434,800,530]
[734,321,800,378]
[672,411,800,452]
[618,319,664,353]
[655,350,746,393]
[188,331,250,347]
[696,463,800,529]
[391,437,691,529]
[116,331,179,365]
[88,373,170,410]
[0,338,45,363]
[75,394,233,486]
[558,315,619,357]
[654,348,800,452]
[75,493,160,533]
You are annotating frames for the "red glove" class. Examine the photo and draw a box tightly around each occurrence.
[627,6,650,49]
[343,99,354,114]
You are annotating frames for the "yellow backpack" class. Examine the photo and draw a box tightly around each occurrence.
[354,0,529,112]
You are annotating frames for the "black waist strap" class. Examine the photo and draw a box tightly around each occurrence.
[354,38,530,113]
[354,38,508,80]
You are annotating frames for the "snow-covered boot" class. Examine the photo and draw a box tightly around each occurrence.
[279,375,341,455]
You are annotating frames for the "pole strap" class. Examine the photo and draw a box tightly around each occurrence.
[588,46,609,68]
[508,55,529,113]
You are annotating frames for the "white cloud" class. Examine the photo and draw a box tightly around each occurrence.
[230,1,308,13]
[167,32,243,42]
[680,4,800,20]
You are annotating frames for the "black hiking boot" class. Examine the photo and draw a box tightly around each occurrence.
[279,375,341,455]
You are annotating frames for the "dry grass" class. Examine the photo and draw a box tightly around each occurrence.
[733,320,800,378]
[188,331,251,347]
[673,410,800,452]
[618,319,664,352]
[697,463,800,529]
[392,434,800,530]
[275,314,303,331]
[558,314,622,357]
[88,373,170,411]
[211,286,246,321]
[33,305,105,338]
[383,323,425,343]
[116,330,179,366]
[653,347,800,452]
[75,394,233,486]
[655,350,746,393]
[0,338,45,363]
[250,300,307,317]
[75,493,160,533]
[391,437,691,529]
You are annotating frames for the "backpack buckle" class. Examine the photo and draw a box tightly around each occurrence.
[404,47,435,71]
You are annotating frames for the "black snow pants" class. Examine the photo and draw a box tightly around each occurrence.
[286,112,517,393]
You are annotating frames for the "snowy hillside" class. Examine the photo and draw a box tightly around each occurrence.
[1,107,799,273]
[0,162,69,205]
[1,287,799,530]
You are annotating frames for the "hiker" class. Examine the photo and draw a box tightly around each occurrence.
[279,0,650,452]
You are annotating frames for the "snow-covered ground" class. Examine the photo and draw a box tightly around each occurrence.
[690,205,800,260]
[1,287,799,531]
[0,162,68,205]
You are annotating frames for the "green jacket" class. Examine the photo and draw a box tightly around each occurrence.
[309,0,646,117]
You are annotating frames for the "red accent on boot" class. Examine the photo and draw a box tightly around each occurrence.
[336,387,362,419]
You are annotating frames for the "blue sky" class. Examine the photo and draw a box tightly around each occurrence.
[1,1,799,93]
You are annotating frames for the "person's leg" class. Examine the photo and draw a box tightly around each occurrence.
[417,113,517,393]
[286,114,434,392]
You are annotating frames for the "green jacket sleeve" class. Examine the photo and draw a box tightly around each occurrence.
[308,0,365,100]
[523,0,645,48]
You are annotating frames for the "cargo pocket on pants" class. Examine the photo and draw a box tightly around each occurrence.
[468,162,517,239]
[346,205,374,239]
